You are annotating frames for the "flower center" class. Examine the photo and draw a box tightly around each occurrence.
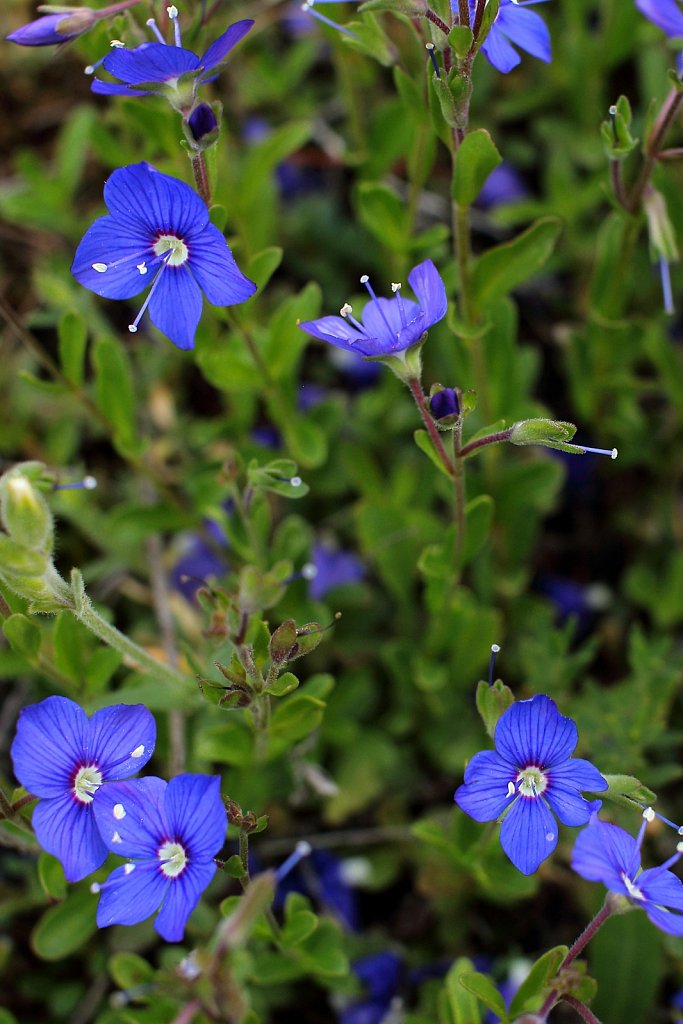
[516,765,548,799]
[158,840,188,878]
[154,234,189,266]
[73,765,103,804]
[621,872,644,902]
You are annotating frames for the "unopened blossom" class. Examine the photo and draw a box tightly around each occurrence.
[455,694,606,874]
[71,163,255,350]
[11,696,155,881]
[92,774,226,941]
[298,260,447,359]
[572,811,683,936]
[7,1,140,47]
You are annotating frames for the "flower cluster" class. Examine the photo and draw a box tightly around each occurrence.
[11,697,226,940]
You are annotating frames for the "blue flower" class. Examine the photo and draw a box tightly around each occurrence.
[90,18,253,109]
[476,163,529,209]
[429,387,460,421]
[171,516,229,602]
[10,696,156,882]
[299,260,447,359]
[572,812,683,936]
[275,849,360,930]
[468,0,552,74]
[309,541,365,600]
[454,694,606,875]
[92,774,227,941]
[636,0,683,36]
[71,163,255,350]
[340,952,403,1024]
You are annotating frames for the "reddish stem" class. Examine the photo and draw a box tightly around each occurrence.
[192,153,212,206]
[407,377,455,477]
[627,86,683,213]
[459,429,513,458]
[563,995,601,1024]
[425,8,451,36]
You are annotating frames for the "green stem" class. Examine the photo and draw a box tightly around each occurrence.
[238,829,251,881]
[407,377,455,477]
[537,898,615,1020]
[452,425,465,568]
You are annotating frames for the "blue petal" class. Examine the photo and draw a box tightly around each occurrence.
[481,28,522,73]
[407,260,447,327]
[92,778,167,858]
[71,217,156,299]
[33,794,108,882]
[548,758,607,797]
[7,14,80,46]
[454,750,514,821]
[103,164,209,241]
[188,223,256,305]
[570,818,636,892]
[154,860,217,941]
[500,796,558,874]
[200,20,254,72]
[636,0,683,35]
[96,861,168,929]
[495,5,551,63]
[102,43,200,85]
[91,79,154,96]
[361,297,405,344]
[11,696,88,799]
[148,265,203,350]
[545,782,596,827]
[495,695,577,770]
[88,705,156,779]
[164,775,226,860]
[640,869,683,912]
[299,315,369,349]
[644,904,683,936]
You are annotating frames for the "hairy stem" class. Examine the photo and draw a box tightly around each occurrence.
[627,86,683,213]
[537,899,615,1020]
[192,153,212,205]
[407,377,455,477]
[459,429,513,459]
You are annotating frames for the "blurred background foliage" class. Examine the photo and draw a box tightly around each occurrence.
[1,0,683,1021]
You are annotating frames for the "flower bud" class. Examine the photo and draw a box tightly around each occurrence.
[7,9,96,46]
[429,385,460,427]
[0,468,54,553]
[187,103,220,146]
[508,418,577,451]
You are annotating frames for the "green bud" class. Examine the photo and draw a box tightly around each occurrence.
[475,678,514,739]
[508,418,578,452]
[0,464,55,553]
[447,24,473,59]
[269,619,298,664]
[644,187,679,263]
[601,96,638,160]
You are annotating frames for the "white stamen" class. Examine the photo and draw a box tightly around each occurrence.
[146,17,166,44]
[159,840,187,878]
[84,65,95,74]
[167,4,179,15]
[391,282,401,292]
[113,803,126,820]
[73,765,103,804]
[360,274,369,284]
[92,263,107,273]
[643,806,656,822]
[426,42,435,51]
[340,302,353,317]
[678,826,683,836]
[82,475,97,490]
[491,643,501,654]
[580,446,618,459]
[111,831,123,844]
[128,325,138,333]
[90,882,101,893]
[110,39,125,48]
[130,744,145,758]
[137,262,148,275]
[167,5,182,46]
[622,873,644,901]
[301,562,317,580]
[124,863,136,875]
[506,781,516,798]
[290,476,302,487]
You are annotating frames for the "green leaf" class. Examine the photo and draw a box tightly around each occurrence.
[281,903,319,947]
[266,671,300,697]
[355,181,409,252]
[459,972,508,1019]
[58,311,88,387]
[460,494,494,566]
[195,719,255,766]
[2,613,41,659]
[92,336,142,458]
[508,945,567,1018]
[440,958,482,1024]
[246,246,283,293]
[268,694,326,759]
[31,888,98,961]
[475,678,514,739]
[452,129,502,207]
[414,429,452,478]
[37,853,67,901]
[590,912,663,1024]
[472,217,562,308]
[108,951,154,990]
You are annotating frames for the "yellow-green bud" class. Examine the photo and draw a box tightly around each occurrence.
[0,472,54,553]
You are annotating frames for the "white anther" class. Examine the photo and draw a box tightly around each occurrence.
[137,262,148,275]
[340,302,353,317]
[90,882,101,893]
[359,274,369,284]
[130,744,145,758]
[677,841,683,853]
[82,475,97,490]
[110,39,125,47]
[123,863,135,875]
[290,476,302,487]
[425,42,435,51]
[113,803,126,820]
[301,562,317,580]
[128,325,138,333]
[506,781,516,798]
[167,5,179,17]
[491,643,501,653]
[610,448,618,459]
[84,65,95,74]
[391,282,402,292]
[92,262,107,273]
[643,806,656,822]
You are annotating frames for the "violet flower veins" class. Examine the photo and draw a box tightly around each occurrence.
[454,694,606,875]
[466,0,552,74]
[71,163,255,350]
[92,774,227,941]
[298,259,447,359]
[89,15,253,111]
[10,696,155,882]
[572,811,683,936]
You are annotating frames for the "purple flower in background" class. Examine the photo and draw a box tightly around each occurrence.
[466,0,552,74]
[340,952,403,1024]
[455,695,606,875]
[572,812,683,935]
[92,774,226,941]
[171,518,229,602]
[276,849,360,930]
[71,163,255,350]
[90,18,253,107]
[308,541,365,600]
[10,696,155,882]
[476,163,529,209]
[299,260,447,359]
[635,0,683,36]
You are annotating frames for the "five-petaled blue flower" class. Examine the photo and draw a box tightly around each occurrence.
[635,0,683,36]
[90,16,253,112]
[10,696,156,882]
[298,259,447,359]
[454,694,606,875]
[71,163,255,350]
[92,774,227,941]
[572,811,683,936]
[465,0,552,74]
